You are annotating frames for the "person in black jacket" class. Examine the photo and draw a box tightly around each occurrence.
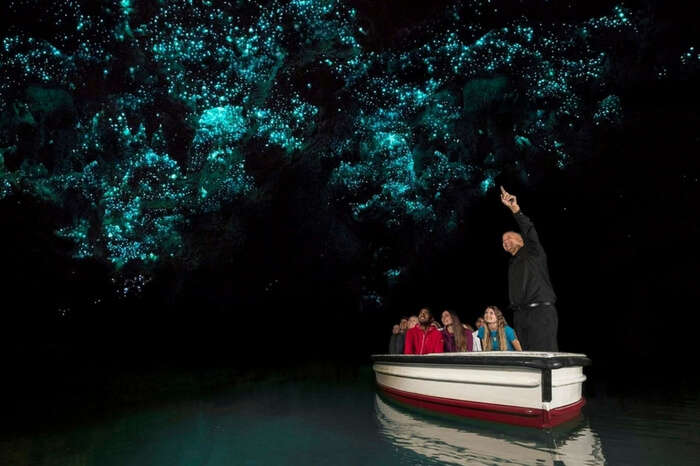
[388,324,404,354]
[500,186,559,352]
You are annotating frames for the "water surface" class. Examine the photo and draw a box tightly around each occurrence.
[1,367,698,465]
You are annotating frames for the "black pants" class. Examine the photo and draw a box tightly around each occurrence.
[513,304,559,352]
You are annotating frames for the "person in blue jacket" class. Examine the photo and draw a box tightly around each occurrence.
[478,306,522,351]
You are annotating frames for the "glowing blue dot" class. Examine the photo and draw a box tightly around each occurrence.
[480,176,495,193]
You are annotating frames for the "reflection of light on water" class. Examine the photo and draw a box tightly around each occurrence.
[375,395,606,465]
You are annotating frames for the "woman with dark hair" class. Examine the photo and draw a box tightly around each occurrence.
[440,310,474,352]
[478,306,522,351]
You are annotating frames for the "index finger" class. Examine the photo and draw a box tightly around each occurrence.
[500,186,507,195]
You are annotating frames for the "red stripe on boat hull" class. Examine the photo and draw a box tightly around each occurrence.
[377,384,585,429]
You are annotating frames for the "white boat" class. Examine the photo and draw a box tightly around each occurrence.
[372,352,590,428]
[375,394,606,465]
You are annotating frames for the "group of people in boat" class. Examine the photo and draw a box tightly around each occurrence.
[388,305,522,354]
[387,186,561,354]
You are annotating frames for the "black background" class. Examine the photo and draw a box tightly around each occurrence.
[1,1,699,417]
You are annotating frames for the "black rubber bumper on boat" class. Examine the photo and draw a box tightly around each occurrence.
[371,354,591,370]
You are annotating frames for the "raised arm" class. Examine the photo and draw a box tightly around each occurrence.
[501,186,542,249]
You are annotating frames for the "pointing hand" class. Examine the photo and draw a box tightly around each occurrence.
[500,186,520,213]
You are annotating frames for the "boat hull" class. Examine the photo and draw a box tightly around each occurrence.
[372,352,590,429]
[378,383,585,428]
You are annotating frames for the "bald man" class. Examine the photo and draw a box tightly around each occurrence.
[500,186,558,352]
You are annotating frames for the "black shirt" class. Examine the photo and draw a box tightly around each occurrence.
[389,333,405,354]
[508,211,557,308]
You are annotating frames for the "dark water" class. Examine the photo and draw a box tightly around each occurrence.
[1,367,699,466]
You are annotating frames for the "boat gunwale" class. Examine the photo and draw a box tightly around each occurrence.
[371,352,591,370]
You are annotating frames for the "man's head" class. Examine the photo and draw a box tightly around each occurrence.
[475,317,484,329]
[407,316,419,329]
[418,307,433,327]
[392,324,400,335]
[399,318,408,332]
[502,231,524,256]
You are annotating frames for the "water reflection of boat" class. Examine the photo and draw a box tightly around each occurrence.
[375,394,606,465]
[372,352,590,428]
